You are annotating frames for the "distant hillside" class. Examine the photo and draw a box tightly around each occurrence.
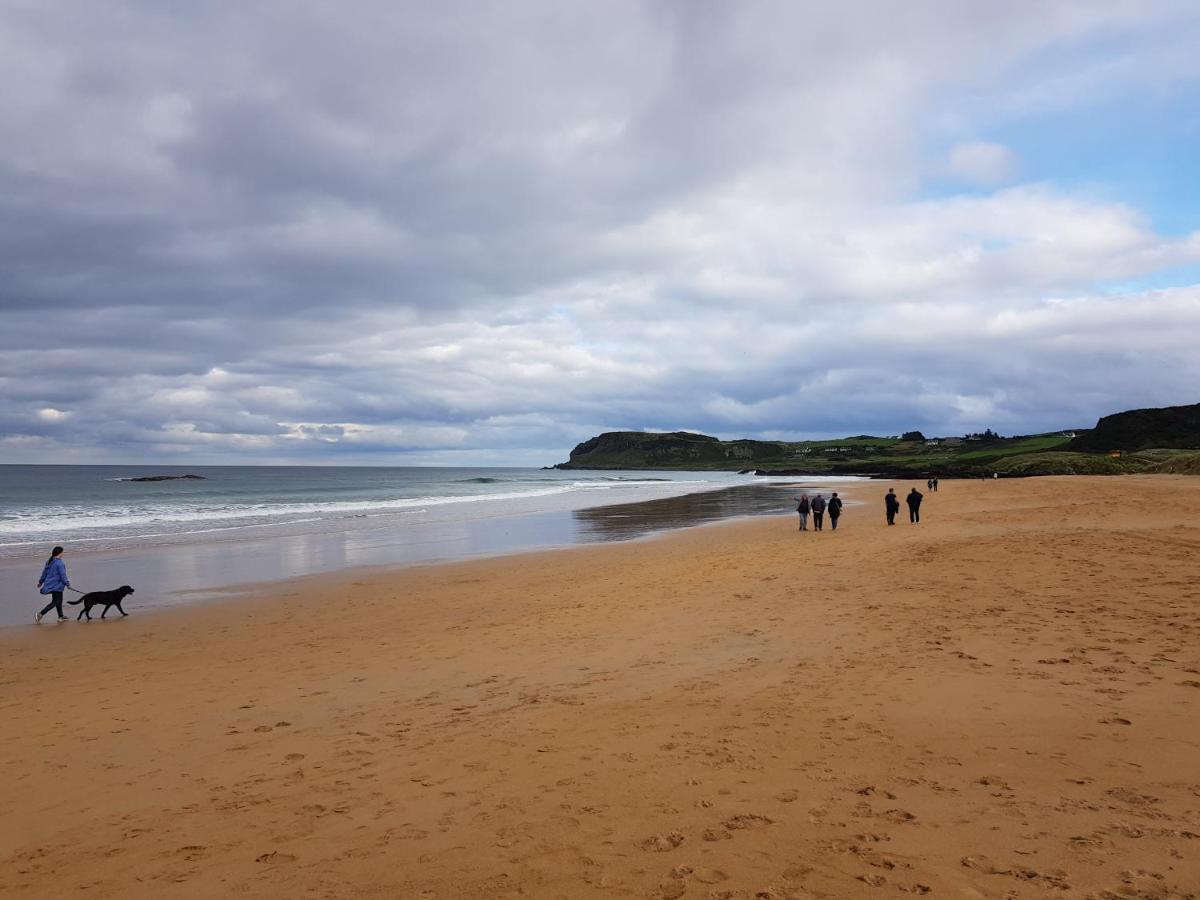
[557,430,1081,475]
[562,431,791,469]
[1066,403,1200,452]
[555,402,1200,476]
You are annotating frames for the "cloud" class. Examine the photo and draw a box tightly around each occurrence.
[1,1,1199,464]
[945,141,1019,185]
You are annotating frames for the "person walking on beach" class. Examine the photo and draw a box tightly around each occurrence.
[828,492,843,530]
[811,493,827,531]
[35,546,70,623]
[906,487,923,524]
[932,477,939,492]
[792,494,810,531]
[885,488,900,526]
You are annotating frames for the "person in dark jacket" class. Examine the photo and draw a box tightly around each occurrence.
[885,488,900,525]
[792,494,810,531]
[36,546,70,623]
[811,493,827,531]
[906,487,924,523]
[827,492,843,530]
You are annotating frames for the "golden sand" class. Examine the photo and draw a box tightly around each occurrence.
[1,476,1198,898]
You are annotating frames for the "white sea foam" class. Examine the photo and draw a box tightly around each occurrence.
[0,476,734,543]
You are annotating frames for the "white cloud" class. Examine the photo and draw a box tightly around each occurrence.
[945,141,1019,185]
[1,2,1198,463]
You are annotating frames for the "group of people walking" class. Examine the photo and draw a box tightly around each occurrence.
[885,487,924,525]
[791,492,844,531]
[794,483,933,531]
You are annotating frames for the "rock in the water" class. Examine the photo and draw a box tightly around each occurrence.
[128,474,206,482]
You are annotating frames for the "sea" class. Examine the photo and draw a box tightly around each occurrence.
[0,465,865,626]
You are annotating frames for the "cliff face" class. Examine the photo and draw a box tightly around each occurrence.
[1065,403,1200,452]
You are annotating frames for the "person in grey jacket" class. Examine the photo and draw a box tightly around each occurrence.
[36,546,70,623]
[811,493,827,531]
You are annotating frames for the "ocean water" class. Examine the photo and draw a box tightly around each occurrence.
[0,465,865,626]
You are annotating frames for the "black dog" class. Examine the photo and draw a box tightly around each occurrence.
[68,586,135,621]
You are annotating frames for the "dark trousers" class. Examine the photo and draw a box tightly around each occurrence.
[39,591,64,618]
[909,505,920,523]
[829,514,839,530]
[886,509,896,525]
[813,511,824,530]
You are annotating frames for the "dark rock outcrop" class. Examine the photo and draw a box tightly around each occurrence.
[556,431,792,469]
[128,474,206,482]
[1065,403,1200,453]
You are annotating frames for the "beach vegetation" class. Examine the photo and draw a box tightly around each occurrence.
[554,402,1200,477]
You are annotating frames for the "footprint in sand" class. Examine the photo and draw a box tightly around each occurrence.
[255,850,298,864]
[722,813,773,830]
[640,832,685,852]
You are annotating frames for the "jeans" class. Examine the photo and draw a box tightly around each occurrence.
[830,514,839,530]
[813,511,824,530]
[39,591,64,618]
[797,512,808,530]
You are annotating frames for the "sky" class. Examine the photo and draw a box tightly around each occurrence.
[1,1,1199,466]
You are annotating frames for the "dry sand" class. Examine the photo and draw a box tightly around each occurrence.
[1,475,1198,899]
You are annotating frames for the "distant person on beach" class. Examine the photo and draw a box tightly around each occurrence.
[907,487,923,523]
[35,546,70,624]
[926,478,933,491]
[811,493,827,531]
[792,494,810,531]
[885,488,900,525]
[828,492,843,530]
[932,477,939,492]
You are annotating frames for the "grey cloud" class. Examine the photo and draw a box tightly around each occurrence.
[2,2,1199,463]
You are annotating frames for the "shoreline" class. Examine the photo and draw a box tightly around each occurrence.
[2,475,1197,898]
[0,479,861,628]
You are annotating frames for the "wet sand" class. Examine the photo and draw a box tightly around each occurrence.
[0,481,823,627]
[1,475,1198,898]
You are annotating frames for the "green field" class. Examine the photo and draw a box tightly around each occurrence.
[556,429,1199,476]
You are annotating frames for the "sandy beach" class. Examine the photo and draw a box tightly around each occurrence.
[1,475,1198,899]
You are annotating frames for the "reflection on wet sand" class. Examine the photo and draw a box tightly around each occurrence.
[0,481,844,626]
[574,483,811,542]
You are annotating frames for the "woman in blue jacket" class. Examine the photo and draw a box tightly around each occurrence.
[36,546,70,623]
